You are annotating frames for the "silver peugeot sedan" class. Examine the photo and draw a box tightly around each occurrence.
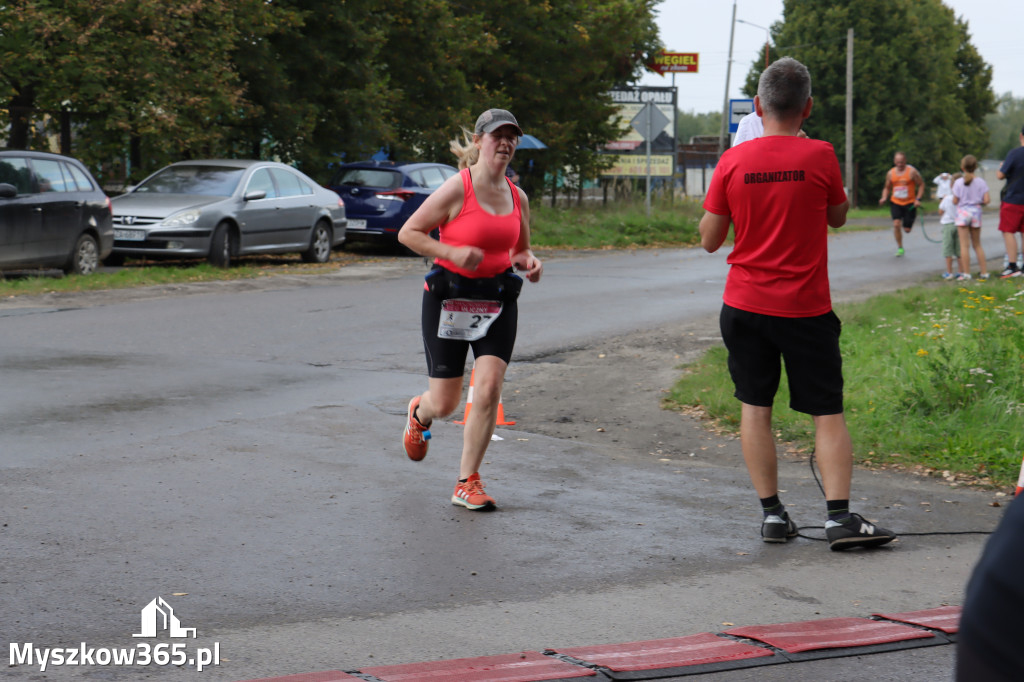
[109,159,346,266]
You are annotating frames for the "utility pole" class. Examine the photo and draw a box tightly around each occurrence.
[845,28,854,206]
[717,1,737,157]
[645,102,652,218]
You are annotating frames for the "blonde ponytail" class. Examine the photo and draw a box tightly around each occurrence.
[449,128,478,170]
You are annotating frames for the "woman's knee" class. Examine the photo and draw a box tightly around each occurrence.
[426,379,465,417]
[468,362,507,409]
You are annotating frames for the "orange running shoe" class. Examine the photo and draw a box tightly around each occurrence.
[452,473,496,510]
[403,396,430,461]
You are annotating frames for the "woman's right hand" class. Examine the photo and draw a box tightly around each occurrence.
[449,245,485,271]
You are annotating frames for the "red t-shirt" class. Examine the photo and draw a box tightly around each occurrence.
[703,136,846,317]
[434,168,520,278]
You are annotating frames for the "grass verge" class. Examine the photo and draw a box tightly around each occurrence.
[530,197,703,249]
[0,252,368,299]
[664,279,1024,490]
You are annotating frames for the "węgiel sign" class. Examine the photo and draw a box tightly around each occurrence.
[647,51,699,75]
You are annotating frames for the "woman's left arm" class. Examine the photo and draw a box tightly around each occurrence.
[510,187,542,282]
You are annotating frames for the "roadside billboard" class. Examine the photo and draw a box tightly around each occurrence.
[601,86,677,178]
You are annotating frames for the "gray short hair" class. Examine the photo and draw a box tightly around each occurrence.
[757,57,811,118]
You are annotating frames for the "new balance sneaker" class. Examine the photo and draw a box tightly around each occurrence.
[956,272,972,281]
[1000,265,1021,279]
[895,247,905,257]
[825,513,896,551]
[978,273,990,280]
[941,272,956,280]
[452,473,496,510]
[403,396,430,461]
[761,511,798,543]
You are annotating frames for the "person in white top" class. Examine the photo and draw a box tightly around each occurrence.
[733,111,806,146]
[732,112,763,145]
[937,178,961,279]
[933,172,952,199]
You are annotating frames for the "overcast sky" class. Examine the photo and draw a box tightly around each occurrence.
[638,0,1023,113]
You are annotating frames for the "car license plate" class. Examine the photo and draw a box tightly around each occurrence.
[114,229,146,241]
[347,219,366,230]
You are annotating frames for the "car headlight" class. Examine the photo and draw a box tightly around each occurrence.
[159,209,202,228]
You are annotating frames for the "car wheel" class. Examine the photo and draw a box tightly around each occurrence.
[301,220,332,263]
[208,222,233,267]
[64,234,100,275]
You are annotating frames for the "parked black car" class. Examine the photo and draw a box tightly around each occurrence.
[326,161,457,245]
[0,150,113,275]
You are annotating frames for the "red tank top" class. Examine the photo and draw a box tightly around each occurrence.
[434,168,521,278]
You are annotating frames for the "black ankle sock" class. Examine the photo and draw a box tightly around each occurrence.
[827,499,852,522]
[760,494,784,518]
[413,406,429,427]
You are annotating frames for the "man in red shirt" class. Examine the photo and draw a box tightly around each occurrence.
[699,57,895,551]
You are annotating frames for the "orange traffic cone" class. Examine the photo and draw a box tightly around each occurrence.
[454,363,516,426]
[1016,453,1024,497]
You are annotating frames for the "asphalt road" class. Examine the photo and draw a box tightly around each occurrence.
[0,224,1010,681]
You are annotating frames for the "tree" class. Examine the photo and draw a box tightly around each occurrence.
[0,1,270,181]
[2,0,661,190]
[374,0,479,163]
[447,0,661,200]
[232,0,661,184]
[987,94,1024,160]
[676,109,722,144]
[737,0,995,205]
[230,0,395,178]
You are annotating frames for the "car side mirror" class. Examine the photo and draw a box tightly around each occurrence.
[0,183,17,198]
[243,190,267,201]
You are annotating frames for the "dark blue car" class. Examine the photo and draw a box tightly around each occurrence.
[327,161,457,245]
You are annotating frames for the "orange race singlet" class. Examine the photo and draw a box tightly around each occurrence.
[888,167,918,206]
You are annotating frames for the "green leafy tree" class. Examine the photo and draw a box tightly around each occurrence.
[374,0,479,163]
[676,109,722,144]
[2,0,661,191]
[444,0,660,200]
[986,94,1024,160]
[230,0,396,178]
[737,0,994,205]
[232,0,660,185]
[1,1,270,181]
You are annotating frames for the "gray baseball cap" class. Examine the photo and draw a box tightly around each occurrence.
[474,109,523,136]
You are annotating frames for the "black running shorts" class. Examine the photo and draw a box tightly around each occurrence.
[889,202,916,228]
[719,304,844,415]
[421,290,518,378]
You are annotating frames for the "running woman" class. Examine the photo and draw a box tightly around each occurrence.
[397,108,542,511]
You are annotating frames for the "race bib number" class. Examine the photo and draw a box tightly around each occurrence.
[893,185,909,200]
[438,299,503,341]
